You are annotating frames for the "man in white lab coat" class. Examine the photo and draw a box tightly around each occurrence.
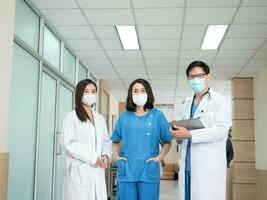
[170,61,231,200]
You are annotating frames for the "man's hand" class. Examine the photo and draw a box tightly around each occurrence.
[170,125,191,139]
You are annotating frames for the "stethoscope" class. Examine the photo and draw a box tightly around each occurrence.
[190,88,211,117]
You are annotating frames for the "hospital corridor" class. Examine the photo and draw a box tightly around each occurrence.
[1,0,267,200]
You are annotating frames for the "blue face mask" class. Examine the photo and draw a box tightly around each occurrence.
[188,78,206,94]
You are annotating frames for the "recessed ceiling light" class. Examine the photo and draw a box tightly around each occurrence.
[116,26,140,50]
[201,25,228,50]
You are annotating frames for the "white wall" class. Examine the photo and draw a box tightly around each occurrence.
[108,93,119,134]
[0,0,16,152]
[254,65,267,170]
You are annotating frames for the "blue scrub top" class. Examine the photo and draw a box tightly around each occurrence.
[111,108,172,183]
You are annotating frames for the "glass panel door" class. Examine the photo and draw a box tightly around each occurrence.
[54,84,73,200]
[8,43,39,200]
[36,71,57,200]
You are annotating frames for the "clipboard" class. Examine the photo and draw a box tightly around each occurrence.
[170,118,205,130]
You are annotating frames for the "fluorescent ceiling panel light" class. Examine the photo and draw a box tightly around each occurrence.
[201,25,228,50]
[116,26,140,50]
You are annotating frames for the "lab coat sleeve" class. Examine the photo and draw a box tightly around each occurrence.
[61,113,98,165]
[191,96,231,144]
[159,112,173,144]
[101,118,112,159]
[111,115,122,143]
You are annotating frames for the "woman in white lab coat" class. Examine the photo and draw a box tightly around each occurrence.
[170,61,231,200]
[61,79,112,200]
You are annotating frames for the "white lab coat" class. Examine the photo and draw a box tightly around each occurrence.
[178,88,231,200]
[61,110,112,200]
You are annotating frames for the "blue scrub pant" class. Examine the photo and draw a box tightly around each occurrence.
[116,182,160,200]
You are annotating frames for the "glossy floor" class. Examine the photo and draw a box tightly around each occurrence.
[160,180,178,200]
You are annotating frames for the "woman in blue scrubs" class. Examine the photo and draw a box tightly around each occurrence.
[111,78,172,200]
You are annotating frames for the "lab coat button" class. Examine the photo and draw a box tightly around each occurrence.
[149,123,152,125]
[147,133,150,136]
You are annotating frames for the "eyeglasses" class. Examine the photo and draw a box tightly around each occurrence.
[187,73,207,80]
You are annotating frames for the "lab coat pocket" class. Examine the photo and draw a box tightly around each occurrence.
[117,159,126,176]
[76,164,92,187]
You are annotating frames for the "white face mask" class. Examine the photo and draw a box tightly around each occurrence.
[133,94,148,107]
[82,94,97,107]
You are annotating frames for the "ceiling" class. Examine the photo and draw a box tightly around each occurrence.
[30,0,267,120]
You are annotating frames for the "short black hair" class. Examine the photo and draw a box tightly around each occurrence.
[186,61,210,77]
[75,79,97,122]
[126,78,154,112]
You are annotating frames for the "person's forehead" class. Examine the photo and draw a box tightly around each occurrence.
[189,66,205,74]
[133,83,145,89]
[85,83,96,90]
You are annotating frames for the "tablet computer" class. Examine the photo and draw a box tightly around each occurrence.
[170,118,205,130]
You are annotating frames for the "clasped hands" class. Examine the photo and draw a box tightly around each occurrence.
[95,155,109,169]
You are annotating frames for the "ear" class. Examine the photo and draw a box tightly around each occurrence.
[206,73,211,83]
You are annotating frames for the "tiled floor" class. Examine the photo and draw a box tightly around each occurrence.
[160,180,178,200]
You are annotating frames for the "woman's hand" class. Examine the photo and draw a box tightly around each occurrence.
[114,154,127,162]
[146,155,163,163]
[99,155,109,169]
[95,156,102,167]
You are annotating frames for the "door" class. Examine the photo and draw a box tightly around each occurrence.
[36,69,74,200]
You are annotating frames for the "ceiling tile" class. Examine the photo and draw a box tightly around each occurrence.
[180,50,217,60]
[138,26,182,39]
[92,26,118,39]
[56,26,95,39]
[42,9,87,26]
[32,0,78,9]
[242,0,267,6]
[135,9,184,25]
[220,38,265,50]
[84,9,135,25]
[146,60,178,67]
[226,25,267,38]
[182,25,206,39]
[261,41,267,50]
[95,73,119,79]
[85,60,112,67]
[107,51,143,59]
[241,66,265,75]
[147,67,177,74]
[234,7,267,24]
[143,50,178,59]
[216,50,256,59]
[67,39,102,50]
[140,40,180,50]
[213,59,248,68]
[100,39,122,50]
[212,73,237,80]
[185,8,236,25]
[75,50,107,60]
[111,60,145,67]
[246,59,267,68]
[77,0,131,8]
[181,39,202,50]
[253,50,267,59]
[116,67,146,74]
[211,66,242,74]
[187,0,240,7]
[132,0,185,8]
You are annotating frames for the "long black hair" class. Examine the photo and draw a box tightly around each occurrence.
[126,78,154,112]
[75,79,97,121]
